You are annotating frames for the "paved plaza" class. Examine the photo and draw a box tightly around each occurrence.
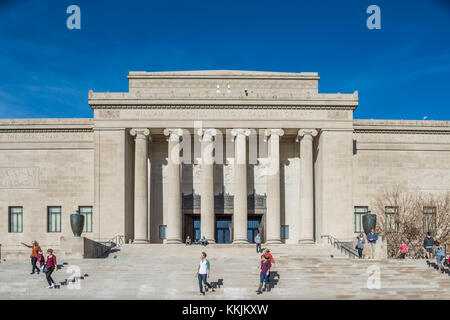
[0,244,448,300]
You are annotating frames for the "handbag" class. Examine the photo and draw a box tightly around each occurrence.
[43,265,52,273]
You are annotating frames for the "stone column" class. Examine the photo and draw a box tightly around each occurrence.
[198,129,217,244]
[264,129,284,244]
[298,129,318,244]
[164,128,183,244]
[231,129,250,244]
[130,128,150,243]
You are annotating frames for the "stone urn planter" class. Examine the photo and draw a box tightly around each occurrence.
[70,211,85,237]
[362,212,377,235]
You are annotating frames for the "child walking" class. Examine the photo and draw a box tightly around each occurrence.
[37,250,46,272]
[398,240,408,259]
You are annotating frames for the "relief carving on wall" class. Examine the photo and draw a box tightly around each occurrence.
[0,132,93,142]
[116,108,318,121]
[98,110,120,119]
[0,167,39,189]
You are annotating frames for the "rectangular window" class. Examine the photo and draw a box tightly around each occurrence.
[47,206,61,233]
[423,206,436,233]
[159,225,167,240]
[79,206,93,232]
[385,206,399,233]
[281,225,289,239]
[354,206,368,233]
[8,206,23,233]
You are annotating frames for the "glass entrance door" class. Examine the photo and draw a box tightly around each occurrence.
[216,219,232,244]
[193,219,201,241]
[247,218,261,243]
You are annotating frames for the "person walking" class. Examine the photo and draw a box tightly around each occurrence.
[20,240,41,274]
[367,228,378,259]
[356,233,365,258]
[263,248,275,285]
[256,255,272,294]
[423,232,434,260]
[397,240,408,259]
[37,249,46,272]
[254,232,262,253]
[195,252,213,295]
[433,240,445,272]
[263,248,274,264]
[44,249,57,289]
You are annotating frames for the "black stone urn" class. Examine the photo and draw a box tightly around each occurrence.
[70,211,84,237]
[362,212,377,235]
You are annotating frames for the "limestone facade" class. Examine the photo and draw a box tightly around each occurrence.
[0,71,449,254]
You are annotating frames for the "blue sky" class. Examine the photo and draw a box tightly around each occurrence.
[0,0,449,120]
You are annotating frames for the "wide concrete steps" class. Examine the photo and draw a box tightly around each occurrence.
[0,243,448,299]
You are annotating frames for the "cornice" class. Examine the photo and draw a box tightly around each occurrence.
[0,128,93,133]
[354,129,450,135]
[91,104,357,111]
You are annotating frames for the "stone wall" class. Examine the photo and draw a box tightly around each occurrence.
[352,120,450,235]
[0,119,94,256]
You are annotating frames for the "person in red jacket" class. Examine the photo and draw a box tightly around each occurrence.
[263,248,275,285]
[44,249,57,289]
[263,248,274,264]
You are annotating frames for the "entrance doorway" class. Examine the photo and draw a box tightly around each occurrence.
[216,217,232,244]
[193,219,201,241]
[247,216,262,243]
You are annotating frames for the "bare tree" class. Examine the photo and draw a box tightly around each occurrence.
[372,185,450,258]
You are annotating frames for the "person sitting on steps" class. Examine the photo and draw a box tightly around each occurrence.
[200,236,208,247]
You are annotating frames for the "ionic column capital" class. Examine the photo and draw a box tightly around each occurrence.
[197,128,217,142]
[231,128,251,141]
[297,129,318,139]
[264,129,285,138]
[164,128,184,141]
[130,128,151,141]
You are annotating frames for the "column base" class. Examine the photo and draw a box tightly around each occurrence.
[207,239,216,244]
[298,239,315,244]
[232,239,249,244]
[166,239,182,244]
[133,239,149,244]
[265,239,282,244]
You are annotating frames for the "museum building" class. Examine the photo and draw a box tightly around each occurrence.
[1,70,449,254]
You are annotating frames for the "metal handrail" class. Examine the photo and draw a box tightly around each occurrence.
[321,235,360,259]
[100,235,126,251]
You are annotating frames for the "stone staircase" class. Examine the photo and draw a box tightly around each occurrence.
[0,243,448,299]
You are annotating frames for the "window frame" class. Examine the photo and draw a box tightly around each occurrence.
[78,206,93,233]
[423,206,437,233]
[385,206,399,233]
[47,206,62,233]
[8,206,23,233]
[354,206,368,233]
